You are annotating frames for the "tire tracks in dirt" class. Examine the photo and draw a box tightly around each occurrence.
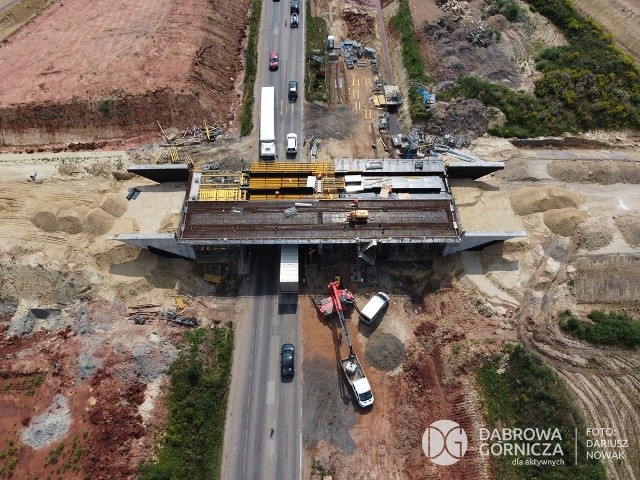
[517,235,640,479]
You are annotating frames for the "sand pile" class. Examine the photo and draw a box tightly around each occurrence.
[547,160,640,185]
[57,208,84,234]
[83,208,116,236]
[99,193,127,217]
[158,213,180,233]
[615,215,640,248]
[31,208,60,232]
[510,186,580,215]
[96,244,142,268]
[576,220,613,250]
[542,208,588,236]
[364,331,405,371]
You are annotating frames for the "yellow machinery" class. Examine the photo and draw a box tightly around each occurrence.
[348,210,369,223]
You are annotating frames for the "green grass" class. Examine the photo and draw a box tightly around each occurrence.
[477,345,606,479]
[390,0,432,121]
[139,325,234,480]
[559,309,640,348]
[0,439,20,479]
[441,0,640,137]
[240,0,262,136]
[305,0,329,102]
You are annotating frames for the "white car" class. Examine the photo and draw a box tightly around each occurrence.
[286,133,298,157]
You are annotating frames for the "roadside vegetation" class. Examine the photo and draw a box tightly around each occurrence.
[305,0,329,102]
[440,0,640,137]
[390,0,432,120]
[240,0,262,136]
[559,309,640,348]
[477,344,605,480]
[139,325,234,480]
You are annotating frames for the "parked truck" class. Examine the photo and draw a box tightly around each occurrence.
[341,353,374,408]
[260,86,276,160]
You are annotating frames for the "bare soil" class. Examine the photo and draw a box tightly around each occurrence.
[0,0,251,147]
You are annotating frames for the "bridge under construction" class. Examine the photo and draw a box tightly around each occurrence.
[113,156,525,261]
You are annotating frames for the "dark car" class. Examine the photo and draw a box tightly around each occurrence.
[288,80,298,101]
[290,0,299,13]
[269,51,279,71]
[280,343,295,377]
[291,12,298,28]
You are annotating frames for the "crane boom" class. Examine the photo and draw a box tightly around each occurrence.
[328,280,354,355]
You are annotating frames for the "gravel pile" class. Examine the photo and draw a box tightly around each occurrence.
[22,394,71,448]
[77,353,102,382]
[7,308,63,337]
[364,331,405,371]
[72,304,94,335]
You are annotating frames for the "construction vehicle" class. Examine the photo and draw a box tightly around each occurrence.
[348,209,369,223]
[315,279,374,408]
[359,291,390,325]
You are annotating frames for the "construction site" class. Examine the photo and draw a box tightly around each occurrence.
[1,0,640,479]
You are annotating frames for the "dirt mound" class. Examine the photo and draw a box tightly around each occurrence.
[615,215,640,248]
[99,193,127,217]
[83,208,116,236]
[547,160,640,184]
[343,6,376,43]
[22,394,71,448]
[542,208,588,237]
[57,208,84,234]
[31,209,59,232]
[96,244,142,268]
[364,331,405,371]
[510,186,580,215]
[158,213,180,233]
[577,220,613,250]
[424,98,488,139]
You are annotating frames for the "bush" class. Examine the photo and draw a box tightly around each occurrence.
[445,0,640,136]
[559,309,640,348]
[305,0,329,102]
[477,345,606,479]
[139,325,234,480]
[240,0,262,136]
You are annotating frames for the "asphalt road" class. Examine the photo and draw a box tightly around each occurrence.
[260,0,305,160]
[221,246,302,480]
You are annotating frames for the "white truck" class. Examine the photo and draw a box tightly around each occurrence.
[260,86,276,160]
[341,353,374,408]
[279,244,299,293]
[359,291,390,324]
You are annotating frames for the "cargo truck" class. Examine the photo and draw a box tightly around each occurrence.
[341,353,374,408]
[260,86,276,160]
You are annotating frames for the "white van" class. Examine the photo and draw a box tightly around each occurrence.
[359,292,390,324]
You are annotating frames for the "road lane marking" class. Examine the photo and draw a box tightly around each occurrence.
[267,380,275,404]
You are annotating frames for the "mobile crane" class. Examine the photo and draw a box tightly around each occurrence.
[316,279,374,408]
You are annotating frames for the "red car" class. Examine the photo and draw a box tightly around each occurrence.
[269,51,279,71]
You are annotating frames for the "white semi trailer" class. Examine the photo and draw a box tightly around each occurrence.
[260,86,276,160]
